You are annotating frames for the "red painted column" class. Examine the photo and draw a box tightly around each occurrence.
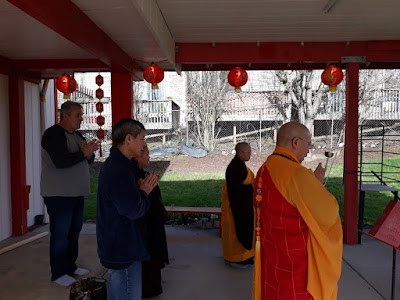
[343,63,359,244]
[111,72,133,127]
[9,72,29,236]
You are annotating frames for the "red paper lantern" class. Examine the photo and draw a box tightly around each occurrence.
[228,67,248,92]
[96,128,105,140]
[96,102,104,113]
[56,74,77,99]
[143,64,164,89]
[96,74,104,86]
[96,88,104,99]
[321,66,344,93]
[96,115,105,126]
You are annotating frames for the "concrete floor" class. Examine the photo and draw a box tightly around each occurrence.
[0,224,398,300]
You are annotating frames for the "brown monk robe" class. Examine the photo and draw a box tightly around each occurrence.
[135,146,169,298]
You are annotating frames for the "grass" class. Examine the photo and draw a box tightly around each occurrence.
[84,157,400,225]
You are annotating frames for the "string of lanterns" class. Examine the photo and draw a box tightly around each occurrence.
[144,63,345,101]
[95,74,105,157]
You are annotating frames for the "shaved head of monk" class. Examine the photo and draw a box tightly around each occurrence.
[276,122,311,163]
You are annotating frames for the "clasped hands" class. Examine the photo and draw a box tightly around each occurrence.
[80,140,100,159]
[138,172,159,195]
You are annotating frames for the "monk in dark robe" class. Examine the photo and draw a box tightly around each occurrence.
[135,145,169,298]
[221,142,255,267]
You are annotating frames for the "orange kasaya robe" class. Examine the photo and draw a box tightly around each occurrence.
[221,158,255,263]
[253,146,343,300]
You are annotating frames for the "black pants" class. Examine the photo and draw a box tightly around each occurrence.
[142,260,162,298]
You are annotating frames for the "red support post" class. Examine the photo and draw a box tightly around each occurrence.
[343,63,359,244]
[111,72,133,127]
[9,73,29,236]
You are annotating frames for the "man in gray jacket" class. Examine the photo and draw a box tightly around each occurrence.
[41,101,99,286]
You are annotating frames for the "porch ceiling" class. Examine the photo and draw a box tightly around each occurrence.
[1,0,400,78]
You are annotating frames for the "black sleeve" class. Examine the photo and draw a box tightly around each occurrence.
[41,125,85,168]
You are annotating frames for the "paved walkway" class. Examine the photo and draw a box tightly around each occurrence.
[0,224,398,299]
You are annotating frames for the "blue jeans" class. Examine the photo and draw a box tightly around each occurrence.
[107,261,142,300]
[44,196,84,280]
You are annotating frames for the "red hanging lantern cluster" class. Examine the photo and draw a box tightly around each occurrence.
[228,67,248,92]
[95,74,105,156]
[56,74,77,100]
[321,65,344,93]
[143,63,164,90]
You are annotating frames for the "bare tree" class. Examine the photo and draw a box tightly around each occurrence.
[358,69,400,123]
[186,71,229,150]
[275,70,326,131]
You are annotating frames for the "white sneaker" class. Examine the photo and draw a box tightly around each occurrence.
[73,267,90,276]
[54,274,77,287]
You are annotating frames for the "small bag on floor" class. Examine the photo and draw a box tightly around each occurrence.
[69,277,107,300]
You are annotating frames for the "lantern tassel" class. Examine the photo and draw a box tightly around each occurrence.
[99,142,103,157]
[329,85,337,93]
[63,93,71,100]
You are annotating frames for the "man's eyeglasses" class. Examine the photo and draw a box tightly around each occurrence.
[296,137,314,149]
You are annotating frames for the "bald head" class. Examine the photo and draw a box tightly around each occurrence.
[277,122,310,147]
[235,142,250,153]
[235,142,251,162]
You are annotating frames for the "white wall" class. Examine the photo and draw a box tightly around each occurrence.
[0,74,11,241]
[24,81,43,227]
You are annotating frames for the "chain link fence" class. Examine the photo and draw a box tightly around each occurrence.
[59,93,400,162]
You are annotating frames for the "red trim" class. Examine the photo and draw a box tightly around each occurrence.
[343,63,359,245]
[111,72,133,127]
[7,0,142,73]
[14,59,110,75]
[176,41,400,69]
[9,73,28,236]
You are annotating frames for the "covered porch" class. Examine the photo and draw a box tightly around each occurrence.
[0,223,396,300]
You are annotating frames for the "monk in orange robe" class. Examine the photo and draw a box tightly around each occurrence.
[221,142,255,267]
[253,122,342,300]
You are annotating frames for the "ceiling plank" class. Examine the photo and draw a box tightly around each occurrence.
[7,0,142,73]
[130,0,176,68]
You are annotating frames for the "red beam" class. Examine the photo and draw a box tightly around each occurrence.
[176,41,400,65]
[7,0,142,73]
[111,72,133,127]
[9,73,29,236]
[343,63,360,245]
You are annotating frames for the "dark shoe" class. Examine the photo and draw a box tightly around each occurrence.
[142,287,163,298]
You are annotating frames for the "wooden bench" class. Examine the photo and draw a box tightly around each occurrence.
[165,206,222,237]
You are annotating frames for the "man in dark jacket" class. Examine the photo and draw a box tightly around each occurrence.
[96,119,158,300]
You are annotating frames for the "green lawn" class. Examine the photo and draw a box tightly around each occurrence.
[85,157,400,225]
